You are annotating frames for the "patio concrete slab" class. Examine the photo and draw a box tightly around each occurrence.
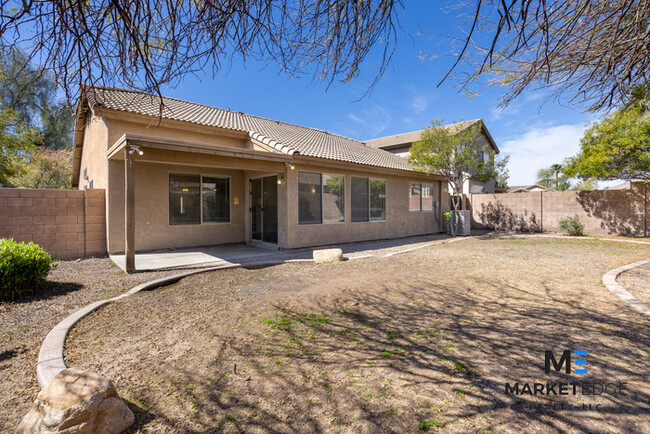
[110,244,279,271]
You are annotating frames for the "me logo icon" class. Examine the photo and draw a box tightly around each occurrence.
[544,350,588,374]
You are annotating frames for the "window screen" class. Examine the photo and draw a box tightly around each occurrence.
[370,179,386,221]
[202,177,230,223]
[422,183,434,211]
[409,183,421,211]
[298,172,322,224]
[351,177,369,222]
[322,174,344,223]
[169,174,201,225]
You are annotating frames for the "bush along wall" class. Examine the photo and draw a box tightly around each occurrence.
[0,238,52,301]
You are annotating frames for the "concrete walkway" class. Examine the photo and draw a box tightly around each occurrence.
[109,234,459,271]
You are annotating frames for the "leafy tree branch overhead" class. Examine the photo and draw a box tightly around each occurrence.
[1,1,648,111]
[0,0,402,104]
[564,84,650,182]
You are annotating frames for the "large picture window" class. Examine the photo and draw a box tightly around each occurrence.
[322,174,344,223]
[298,172,345,224]
[169,173,230,225]
[202,177,230,223]
[352,177,386,222]
[409,182,434,212]
[298,172,322,225]
[370,179,386,221]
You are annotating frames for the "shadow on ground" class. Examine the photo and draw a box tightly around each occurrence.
[134,278,649,432]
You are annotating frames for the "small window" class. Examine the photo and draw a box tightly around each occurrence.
[322,174,345,223]
[351,177,369,222]
[421,184,434,211]
[370,179,386,221]
[202,176,230,223]
[409,183,421,212]
[298,172,322,224]
[169,174,201,225]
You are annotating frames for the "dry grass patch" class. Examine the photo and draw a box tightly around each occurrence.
[65,238,650,433]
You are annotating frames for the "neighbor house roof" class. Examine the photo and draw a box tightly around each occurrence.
[605,181,631,190]
[506,184,556,193]
[365,120,500,153]
[78,86,413,172]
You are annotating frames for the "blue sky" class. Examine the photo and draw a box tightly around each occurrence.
[160,2,600,187]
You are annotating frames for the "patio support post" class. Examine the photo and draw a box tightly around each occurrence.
[125,148,136,273]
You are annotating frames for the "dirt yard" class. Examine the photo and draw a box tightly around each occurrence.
[61,237,650,433]
[0,259,179,431]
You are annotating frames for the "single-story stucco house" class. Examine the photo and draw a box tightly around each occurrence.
[73,87,495,270]
[365,121,500,194]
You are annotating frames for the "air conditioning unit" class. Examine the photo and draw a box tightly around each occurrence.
[449,210,471,236]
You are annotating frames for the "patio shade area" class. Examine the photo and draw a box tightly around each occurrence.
[109,244,281,271]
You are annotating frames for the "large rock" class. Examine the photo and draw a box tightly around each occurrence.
[17,368,135,434]
[313,248,344,263]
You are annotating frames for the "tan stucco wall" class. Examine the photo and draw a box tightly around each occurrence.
[284,161,444,249]
[78,115,109,189]
[108,161,251,253]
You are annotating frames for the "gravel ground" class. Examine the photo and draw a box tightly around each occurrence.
[0,258,180,431]
[64,237,650,433]
[618,262,650,308]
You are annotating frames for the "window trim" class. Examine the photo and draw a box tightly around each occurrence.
[168,171,232,226]
[351,176,387,223]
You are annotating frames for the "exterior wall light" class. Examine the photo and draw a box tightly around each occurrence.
[285,162,295,170]
[128,145,143,156]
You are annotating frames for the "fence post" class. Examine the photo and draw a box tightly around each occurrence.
[539,190,544,232]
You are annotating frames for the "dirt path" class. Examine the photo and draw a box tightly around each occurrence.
[63,237,649,433]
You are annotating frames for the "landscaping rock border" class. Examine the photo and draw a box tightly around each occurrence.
[602,258,650,317]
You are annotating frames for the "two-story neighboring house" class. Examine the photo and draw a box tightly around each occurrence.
[365,120,500,194]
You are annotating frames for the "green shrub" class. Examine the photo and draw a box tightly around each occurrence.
[0,238,52,301]
[558,215,585,236]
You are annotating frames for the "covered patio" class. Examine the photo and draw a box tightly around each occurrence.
[107,133,292,272]
[109,243,283,272]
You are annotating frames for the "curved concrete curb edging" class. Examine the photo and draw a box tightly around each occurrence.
[36,259,310,388]
[36,235,472,389]
[602,258,650,317]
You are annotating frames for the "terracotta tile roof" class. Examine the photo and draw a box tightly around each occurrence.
[84,86,413,171]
